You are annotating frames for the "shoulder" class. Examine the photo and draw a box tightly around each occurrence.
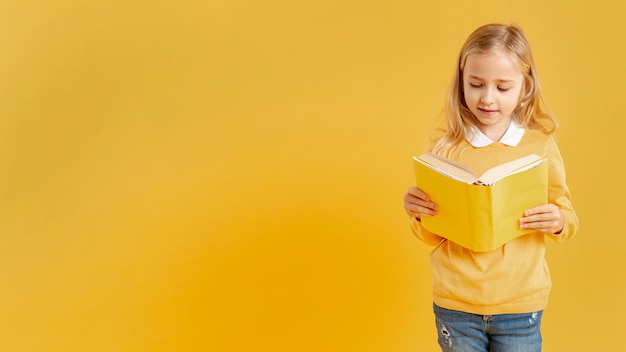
[526,130,566,168]
[523,128,554,141]
[512,129,563,162]
[522,129,558,149]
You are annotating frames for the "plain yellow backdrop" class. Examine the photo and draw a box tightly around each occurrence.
[1,0,625,351]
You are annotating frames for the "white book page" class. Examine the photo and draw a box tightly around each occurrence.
[414,155,478,184]
[479,155,545,185]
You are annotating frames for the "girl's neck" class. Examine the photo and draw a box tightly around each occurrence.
[479,127,507,142]
[477,119,512,142]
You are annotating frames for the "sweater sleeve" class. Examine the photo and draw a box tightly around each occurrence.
[409,217,445,246]
[545,136,579,242]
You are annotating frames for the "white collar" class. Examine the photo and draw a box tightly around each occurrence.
[466,121,525,147]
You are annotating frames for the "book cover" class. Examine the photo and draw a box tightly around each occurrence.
[413,153,548,252]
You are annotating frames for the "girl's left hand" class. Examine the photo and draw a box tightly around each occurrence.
[519,204,565,234]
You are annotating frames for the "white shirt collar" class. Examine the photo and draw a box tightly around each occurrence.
[466,121,525,147]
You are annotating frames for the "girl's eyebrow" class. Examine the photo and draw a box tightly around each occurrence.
[467,75,515,83]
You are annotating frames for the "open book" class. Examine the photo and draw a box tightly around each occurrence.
[413,153,548,252]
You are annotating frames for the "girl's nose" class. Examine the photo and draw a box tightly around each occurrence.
[480,91,495,105]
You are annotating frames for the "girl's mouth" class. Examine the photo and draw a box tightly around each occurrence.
[478,107,498,115]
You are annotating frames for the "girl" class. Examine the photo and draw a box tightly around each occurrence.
[403,23,579,352]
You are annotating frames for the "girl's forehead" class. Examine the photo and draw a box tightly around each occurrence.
[463,50,524,77]
[466,49,515,63]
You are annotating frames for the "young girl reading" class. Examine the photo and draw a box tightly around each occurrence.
[403,23,579,351]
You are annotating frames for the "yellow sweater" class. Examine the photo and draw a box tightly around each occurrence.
[411,128,579,315]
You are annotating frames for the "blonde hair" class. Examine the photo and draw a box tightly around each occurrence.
[431,23,557,156]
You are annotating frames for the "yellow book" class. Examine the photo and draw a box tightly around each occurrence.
[413,153,548,252]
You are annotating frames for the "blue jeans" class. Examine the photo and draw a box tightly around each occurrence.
[433,304,543,352]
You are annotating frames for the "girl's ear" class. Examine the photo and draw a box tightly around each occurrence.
[525,75,534,95]
[520,74,534,105]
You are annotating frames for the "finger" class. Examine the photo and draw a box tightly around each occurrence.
[404,190,438,209]
[520,209,560,225]
[408,186,431,201]
[405,196,438,214]
[404,200,438,217]
[519,219,560,233]
[524,204,558,216]
[521,213,556,223]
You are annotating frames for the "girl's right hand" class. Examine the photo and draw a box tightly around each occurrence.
[403,186,439,219]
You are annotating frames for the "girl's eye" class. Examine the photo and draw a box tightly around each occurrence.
[498,87,511,92]
[469,83,482,88]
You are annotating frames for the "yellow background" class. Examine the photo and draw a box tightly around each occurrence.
[1,0,624,351]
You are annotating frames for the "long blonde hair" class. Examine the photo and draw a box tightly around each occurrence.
[431,23,557,156]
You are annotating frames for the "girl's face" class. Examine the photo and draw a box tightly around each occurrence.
[463,49,525,141]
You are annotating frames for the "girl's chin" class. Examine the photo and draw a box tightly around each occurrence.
[474,116,512,128]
